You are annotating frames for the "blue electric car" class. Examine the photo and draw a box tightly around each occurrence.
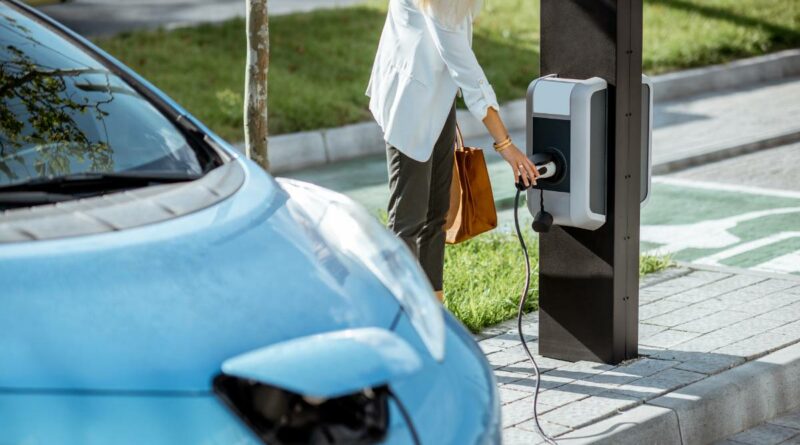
[0,1,499,444]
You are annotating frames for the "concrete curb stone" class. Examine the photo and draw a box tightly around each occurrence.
[653,49,800,102]
[477,263,800,444]
[554,342,800,445]
[265,131,327,172]
[640,267,693,288]
[546,263,800,445]
[663,341,800,444]
[323,121,385,163]
[556,404,682,445]
[261,49,800,173]
[652,128,800,175]
[678,262,800,284]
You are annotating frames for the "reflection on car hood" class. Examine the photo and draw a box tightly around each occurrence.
[0,160,401,392]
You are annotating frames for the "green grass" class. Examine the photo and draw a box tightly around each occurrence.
[640,252,674,277]
[443,232,673,333]
[93,0,800,142]
[443,233,539,333]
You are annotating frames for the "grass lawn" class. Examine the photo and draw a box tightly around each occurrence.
[94,0,800,142]
[443,232,672,333]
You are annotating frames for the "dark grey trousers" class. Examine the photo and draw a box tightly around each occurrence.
[386,105,456,292]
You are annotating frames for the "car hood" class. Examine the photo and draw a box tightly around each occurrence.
[0,160,401,392]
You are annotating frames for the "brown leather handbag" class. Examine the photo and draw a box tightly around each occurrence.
[445,126,498,244]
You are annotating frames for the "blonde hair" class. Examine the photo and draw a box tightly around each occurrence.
[415,0,482,28]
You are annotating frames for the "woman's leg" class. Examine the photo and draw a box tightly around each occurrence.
[418,105,457,293]
[386,144,432,260]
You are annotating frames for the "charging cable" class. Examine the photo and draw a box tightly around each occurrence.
[514,180,557,445]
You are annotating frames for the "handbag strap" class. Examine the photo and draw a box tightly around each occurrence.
[454,124,465,152]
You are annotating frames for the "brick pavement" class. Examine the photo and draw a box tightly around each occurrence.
[477,267,800,444]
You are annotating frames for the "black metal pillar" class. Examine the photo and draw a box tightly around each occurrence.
[538,0,643,364]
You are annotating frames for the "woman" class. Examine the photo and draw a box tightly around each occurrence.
[367,0,539,301]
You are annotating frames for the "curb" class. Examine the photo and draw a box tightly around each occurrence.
[553,263,800,445]
[257,49,800,174]
[557,341,800,445]
[652,128,800,175]
[653,49,800,102]
[676,262,800,284]
[476,263,800,444]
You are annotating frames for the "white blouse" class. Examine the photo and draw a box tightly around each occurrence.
[366,0,500,161]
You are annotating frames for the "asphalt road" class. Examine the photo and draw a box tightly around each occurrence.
[36,0,365,37]
[669,142,800,192]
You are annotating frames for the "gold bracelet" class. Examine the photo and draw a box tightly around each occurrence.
[493,136,513,152]
[493,136,512,149]
[494,141,512,152]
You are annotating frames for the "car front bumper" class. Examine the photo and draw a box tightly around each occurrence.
[388,310,502,445]
[0,310,500,445]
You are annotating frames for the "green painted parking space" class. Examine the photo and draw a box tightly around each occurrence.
[643,177,800,275]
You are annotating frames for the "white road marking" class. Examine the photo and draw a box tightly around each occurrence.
[694,231,800,266]
[642,207,800,255]
[643,178,800,272]
[752,249,800,274]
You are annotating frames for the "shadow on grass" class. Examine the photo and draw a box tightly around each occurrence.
[652,0,800,43]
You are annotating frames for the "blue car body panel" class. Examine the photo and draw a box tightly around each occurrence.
[392,313,502,445]
[0,2,501,443]
[0,393,261,445]
[0,162,401,392]
[222,327,423,399]
[0,304,498,445]
[0,393,417,445]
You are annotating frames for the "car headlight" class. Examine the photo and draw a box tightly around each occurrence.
[279,179,445,362]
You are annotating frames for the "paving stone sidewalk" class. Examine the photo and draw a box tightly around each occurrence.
[714,408,800,445]
[479,266,800,444]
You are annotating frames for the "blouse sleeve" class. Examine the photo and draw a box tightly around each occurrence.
[420,12,500,122]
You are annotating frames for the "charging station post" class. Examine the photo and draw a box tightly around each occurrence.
[536,0,644,364]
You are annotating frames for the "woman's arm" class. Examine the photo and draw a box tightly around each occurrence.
[420,13,498,123]
[483,108,539,187]
[420,13,539,186]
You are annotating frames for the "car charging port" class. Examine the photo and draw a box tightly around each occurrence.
[517,153,562,233]
[213,375,390,445]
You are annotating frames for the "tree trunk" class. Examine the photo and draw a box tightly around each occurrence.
[244,0,270,171]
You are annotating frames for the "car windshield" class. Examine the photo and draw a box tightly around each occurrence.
[0,3,206,188]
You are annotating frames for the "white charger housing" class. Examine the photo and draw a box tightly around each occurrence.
[526,76,608,231]
[526,75,654,230]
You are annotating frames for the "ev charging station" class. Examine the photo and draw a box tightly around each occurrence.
[526,76,610,231]
[529,0,649,364]
[525,74,653,229]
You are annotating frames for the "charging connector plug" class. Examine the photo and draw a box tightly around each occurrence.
[532,207,554,233]
[516,156,557,234]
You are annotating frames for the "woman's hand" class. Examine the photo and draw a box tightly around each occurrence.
[481,108,539,187]
[499,144,539,188]
[481,109,539,187]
